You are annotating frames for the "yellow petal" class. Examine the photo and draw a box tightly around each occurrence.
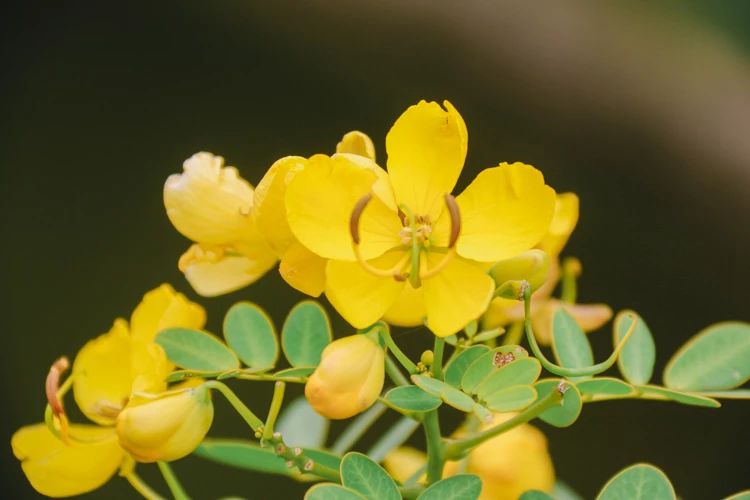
[336,131,376,161]
[130,341,171,394]
[12,424,123,497]
[455,162,556,262]
[383,283,427,327]
[386,100,467,219]
[130,284,206,344]
[383,447,427,484]
[538,193,579,257]
[325,252,406,329]
[286,154,402,261]
[253,156,307,255]
[279,240,327,297]
[73,320,136,425]
[164,152,257,245]
[335,152,397,211]
[422,255,494,337]
[178,240,277,298]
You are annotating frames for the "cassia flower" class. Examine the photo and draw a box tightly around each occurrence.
[117,383,213,463]
[285,100,556,337]
[164,152,277,296]
[11,285,205,497]
[305,333,385,419]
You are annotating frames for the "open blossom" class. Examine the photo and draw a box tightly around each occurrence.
[482,193,612,344]
[305,333,385,419]
[284,100,556,337]
[164,152,277,296]
[11,285,205,497]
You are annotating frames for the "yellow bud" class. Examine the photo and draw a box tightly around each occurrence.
[336,131,376,161]
[116,384,213,463]
[164,152,256,245]
[489,249,551,293]
[446,413,555,500]
[305,334,384,419]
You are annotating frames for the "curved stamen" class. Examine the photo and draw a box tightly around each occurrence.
[45,357,71,444]
[420,194,462,280]
[349,193,373,245]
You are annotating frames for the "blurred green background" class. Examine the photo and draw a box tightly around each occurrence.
[2,1,749,498]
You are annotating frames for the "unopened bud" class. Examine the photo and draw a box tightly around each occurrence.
[420,350,434,367]
[489,250,551,293]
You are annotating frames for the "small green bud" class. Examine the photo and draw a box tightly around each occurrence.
[420,350,434,367]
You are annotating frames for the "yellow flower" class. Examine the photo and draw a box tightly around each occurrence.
[164,152,277,296]
[285,100,556,337]
[117,383,213,463]
[482,193,612,344]
[384,414,555,500]
[11,285,205,497]
[252,131,379,297]
[305,334,385,419]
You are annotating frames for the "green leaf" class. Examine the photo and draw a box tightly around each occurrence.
[444,345,489,387]
[552,308,593,370]
[412,375,475,412]
[484,385,538,412]
[383,385,442,413]
[276,396,329,448]
[663,322,750,391]
[636,385,721,408]
[695,389,750,399]
[476,358,541,400]
[340,452,400,500]
[613,310,655,386]
[472,402,493,422]
[417,474,482,500]
[461,345,529,394]
[519,491,554,500]
[535,379,582,428]
[281,301,332,367]
[596,463,676,500]
[224,302,279,370]
[576,378,636,401]
[274,366,316,378]
[305,484,367,500]
[156,328,239,371]
[553,481,584,500]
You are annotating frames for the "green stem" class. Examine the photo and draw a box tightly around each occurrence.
[381,327,418,374]
[331,402,388,454]
[431,337,445,380]
[422,410,444,484]
[125,472,165,500]
[385,355,409,386]
[444,389,562,459]
[168,370,307,384]
[559,257,579,304]
[157,461,189,500]
[263,381,286,440]
[204,381,263,432]
[267,435,341,482]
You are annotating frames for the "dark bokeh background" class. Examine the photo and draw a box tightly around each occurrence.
[2,1,749,499]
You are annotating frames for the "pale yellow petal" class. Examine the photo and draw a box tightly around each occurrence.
[253,156,307,255]
[383,283,427,327]
[336,131,376,161]
[386,100,467,219]
[130,284,206,344]
[455,162,556,262]
[422,255,495,337]
[538,192,579,257]
[286,154,402,261]
[12,424,123,497]
[164,152,257,245]
[325,252,406,329]
[279,240,327,297]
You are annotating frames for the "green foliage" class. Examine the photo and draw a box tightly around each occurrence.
[576,377,636,401]
[552,308,593,371]
[614,310,655,385]
[276,396,329,448]
[340,452,400,500]
[412,375,476,412]
[444,345,489,387]
[483,385,538,412]
[383,385,442,414]
[535,379,582,427]
[476,357,541,400]
[282,301,332,367]
[224,302,279,370]
[305,484,367,500]
[636,385,720,408]
[157,327,239,371]
[417,474,482,500]
[461,345,528,394]
[519,492,554,500]
[663,322,750,391]
[596,463,676,500]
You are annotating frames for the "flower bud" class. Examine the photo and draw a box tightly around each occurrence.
[489,249,550,294]
[164,152,256,245]
[305,334,384,419]
[116,384,213,463]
